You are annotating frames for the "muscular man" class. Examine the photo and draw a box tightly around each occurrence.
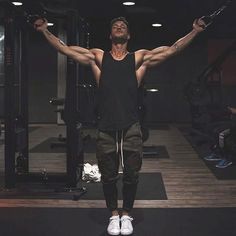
[34,16,206,235]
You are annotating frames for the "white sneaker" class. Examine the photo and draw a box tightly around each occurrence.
[120,215,133,235]
[107,215,120,235]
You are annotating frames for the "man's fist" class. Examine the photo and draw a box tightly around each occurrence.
[193,18,206,32]
[33,18,48,32]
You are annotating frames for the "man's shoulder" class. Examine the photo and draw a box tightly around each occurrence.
[134,49,149,55]
[90,48,104,56]
[134,49,150,62]
[89,48,104,67]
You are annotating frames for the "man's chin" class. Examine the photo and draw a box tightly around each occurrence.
[111,36,128,44]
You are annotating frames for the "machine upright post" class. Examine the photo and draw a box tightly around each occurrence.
[4,6,17,188]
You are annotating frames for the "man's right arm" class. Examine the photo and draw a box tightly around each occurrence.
[34,18,96,65]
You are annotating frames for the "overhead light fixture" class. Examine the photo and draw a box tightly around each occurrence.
[11,1,23,6]
[123,1,135,6]
[152,23,162,28]
[47,22,54,27]
[146,88,159,92]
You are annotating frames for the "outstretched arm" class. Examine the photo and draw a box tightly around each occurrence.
[140,18,206,67]
[33,18,97,65]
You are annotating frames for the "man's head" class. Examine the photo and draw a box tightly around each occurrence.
[110,17,130,44]
[110,17,129,32]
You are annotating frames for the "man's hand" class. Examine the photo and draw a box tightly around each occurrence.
[228,107,236,115]
[193,18,206,33]
[33,18,48,32]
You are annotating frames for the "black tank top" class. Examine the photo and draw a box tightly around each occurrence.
[97,52,139,131]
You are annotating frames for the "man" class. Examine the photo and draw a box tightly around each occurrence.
[34,16,206,235]
[204,106,236,168]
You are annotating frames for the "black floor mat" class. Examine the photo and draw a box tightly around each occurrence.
[29,137,97,153]
[0,208,235,236]
[29,137,170,159]
[0,173,167,200]
[143,145,169,158]
[29,126,41,133]
[30,137,67,153]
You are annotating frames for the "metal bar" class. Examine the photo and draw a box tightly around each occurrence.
[20,22,29,173]
[65,10,80,188]
[4,5,17,188]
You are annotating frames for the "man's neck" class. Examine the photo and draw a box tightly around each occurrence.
[110,43,128,59]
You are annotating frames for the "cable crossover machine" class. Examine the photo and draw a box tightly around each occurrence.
[1,0,90,199]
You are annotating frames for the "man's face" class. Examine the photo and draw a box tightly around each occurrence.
[110,20,130,44]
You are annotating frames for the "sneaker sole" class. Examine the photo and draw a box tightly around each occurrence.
[121,231,133,236]
[204,158,222,161]
[108,231,120,236]
[216,162,232,168]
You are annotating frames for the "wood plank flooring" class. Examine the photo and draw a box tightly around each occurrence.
[0,124,236,208]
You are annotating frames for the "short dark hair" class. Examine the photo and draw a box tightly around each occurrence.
[110,17,129,31]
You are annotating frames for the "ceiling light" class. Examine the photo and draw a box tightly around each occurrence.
[123,1,135,6]
[146,88,159,92]
[47,22,54,27]
[11,1,23,6]
[152,23,162,27]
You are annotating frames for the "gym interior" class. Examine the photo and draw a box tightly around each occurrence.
[0,0,236,235]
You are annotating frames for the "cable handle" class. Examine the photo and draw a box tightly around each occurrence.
[26,14,46,26]
[200,0,232,27]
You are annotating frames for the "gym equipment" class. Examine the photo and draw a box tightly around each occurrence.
[1,2,87,198]
[3,2,29,187]
[185,40,236,130]
[201,0,232,27]
[49,97,67,148]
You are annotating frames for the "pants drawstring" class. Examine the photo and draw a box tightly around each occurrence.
[116,131,119,154]
[115,130,124,171]
[120,130,124,169]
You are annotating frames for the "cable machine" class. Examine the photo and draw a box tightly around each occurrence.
[2,2,86,197]
[4,2,28,188]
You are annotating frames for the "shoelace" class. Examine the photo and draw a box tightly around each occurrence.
[109,216,120,223]
[121,216,133,225]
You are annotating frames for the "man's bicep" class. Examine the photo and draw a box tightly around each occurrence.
[152,46,170,53]
[142,47,168,62]
[146,46,171,67]
[69,45,88,52]
[64,49,94,65]
[69,46,96,60]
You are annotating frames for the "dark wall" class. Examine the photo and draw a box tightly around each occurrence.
[208,39,236,85]
[143,37,208,123]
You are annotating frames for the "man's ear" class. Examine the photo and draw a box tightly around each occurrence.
[109,34,112,40]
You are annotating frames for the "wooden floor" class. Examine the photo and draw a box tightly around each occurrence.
[0,124,236,208]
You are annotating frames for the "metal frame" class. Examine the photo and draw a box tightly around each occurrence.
[3,3,85,192]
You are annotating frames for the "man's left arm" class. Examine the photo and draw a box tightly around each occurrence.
[143,18,206,67]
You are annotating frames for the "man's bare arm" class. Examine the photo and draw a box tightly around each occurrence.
[34,18,95,65]
[142,18,206,67]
